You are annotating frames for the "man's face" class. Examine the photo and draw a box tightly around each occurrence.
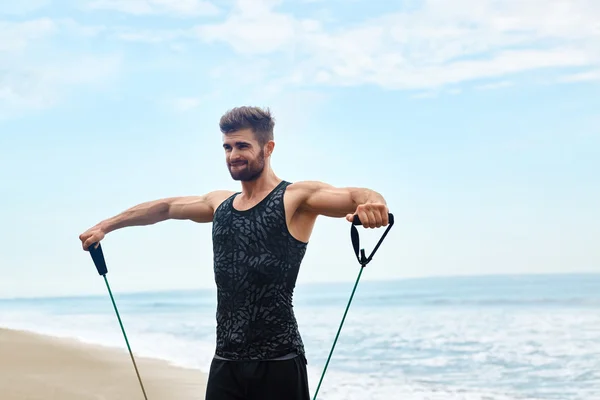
[222,128,266,181]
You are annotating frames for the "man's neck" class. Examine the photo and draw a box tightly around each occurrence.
[239,168,281,199]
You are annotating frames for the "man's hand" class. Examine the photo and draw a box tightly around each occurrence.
[345,202,389,229]
[79,225,105,251]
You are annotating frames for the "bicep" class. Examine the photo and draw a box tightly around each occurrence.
[168,190,234,223]
[297,182,357,218]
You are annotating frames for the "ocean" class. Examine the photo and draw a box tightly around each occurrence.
[1,273,598,400]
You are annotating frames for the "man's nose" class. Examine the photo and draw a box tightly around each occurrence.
[229,148,241,161]
[230,149,238,159]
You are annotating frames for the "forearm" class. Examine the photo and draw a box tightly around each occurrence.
[97,199,173,234]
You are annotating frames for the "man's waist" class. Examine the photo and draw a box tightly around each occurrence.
[213,351,299,362]
[215,329,304,361]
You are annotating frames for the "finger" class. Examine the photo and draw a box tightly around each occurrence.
[372,209,383,228]
[358,209,370,228]
[83,237,97,251]
[381,209,389,226]
[346,213,354,223]
[365,209,377,228]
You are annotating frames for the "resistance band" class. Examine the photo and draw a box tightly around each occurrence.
[88,242,149,400]
[86,212,394,400]
[312,213,395,400]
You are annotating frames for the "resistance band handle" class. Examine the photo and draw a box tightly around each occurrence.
[350,213,394,266]
[352,213,394,226]
[88,242,108,276]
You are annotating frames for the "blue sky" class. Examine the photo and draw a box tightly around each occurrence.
[1,0,599,298]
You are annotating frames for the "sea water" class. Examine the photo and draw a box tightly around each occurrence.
[1,273,599,400]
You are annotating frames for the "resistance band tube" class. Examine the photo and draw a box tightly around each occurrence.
[312,213,395,400]
[88,242,149,400]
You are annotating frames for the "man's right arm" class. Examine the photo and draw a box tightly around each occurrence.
[79,190,234,250]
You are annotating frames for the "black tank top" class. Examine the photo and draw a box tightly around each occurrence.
[211,180,308,360]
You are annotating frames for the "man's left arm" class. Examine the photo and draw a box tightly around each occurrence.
[294,181,390,228]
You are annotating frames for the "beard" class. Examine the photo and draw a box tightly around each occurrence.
[227,149,265,181]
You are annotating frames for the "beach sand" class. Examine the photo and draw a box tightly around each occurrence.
[0,328,207,399]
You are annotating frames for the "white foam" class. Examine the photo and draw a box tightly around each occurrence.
[305,368,550,400]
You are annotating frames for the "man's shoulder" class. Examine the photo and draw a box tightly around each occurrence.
[207,189,238,197]
[205,189,237,210]
[286,180,333,193]
[285,180,337,212]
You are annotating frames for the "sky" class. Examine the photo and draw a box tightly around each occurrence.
[1,0,599,298]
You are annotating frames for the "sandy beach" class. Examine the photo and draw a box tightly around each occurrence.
[0,327,207,400]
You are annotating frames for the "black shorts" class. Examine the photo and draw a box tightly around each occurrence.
[204,354,311,400]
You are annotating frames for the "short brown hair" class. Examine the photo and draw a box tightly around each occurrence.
[219,106,275,146]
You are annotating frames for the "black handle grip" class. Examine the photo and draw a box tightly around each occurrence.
[352,213,394,226]
[88,242,108,276]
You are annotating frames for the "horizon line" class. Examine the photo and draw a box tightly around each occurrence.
[1,271,597,301]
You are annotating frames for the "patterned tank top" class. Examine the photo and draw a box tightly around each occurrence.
[211,180,308,360]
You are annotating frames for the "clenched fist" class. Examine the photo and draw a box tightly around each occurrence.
[345,202,390,229]
[79,225,105,251]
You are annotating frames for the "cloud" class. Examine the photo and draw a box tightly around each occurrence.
[114,27,190,43]
[0,18,120,118]
[194,0,302,55]
[191,0,600,90]
[2,0,598,119]
[0,18,56,52]
[0,54,121,118]
[476,80,514,90]
[86,0,220,17]
[170,96,203,112]
[0,0,50,15]
[559,69,600,83]
[58,18,107,37]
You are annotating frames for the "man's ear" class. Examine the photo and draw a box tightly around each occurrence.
[265,140,275,157]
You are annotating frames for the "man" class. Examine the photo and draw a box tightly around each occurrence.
[79,106,390,400]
